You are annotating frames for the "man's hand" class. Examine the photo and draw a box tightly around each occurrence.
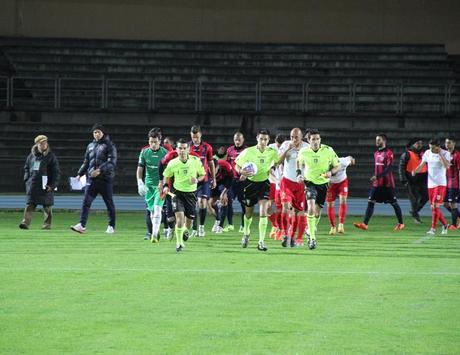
[370,175,377,182]
[45,185,53,192]
[190,177,198,184]
[162,185,170,196]
[321,171,332,179]
[90,169,101,178]
[211,179,217,189]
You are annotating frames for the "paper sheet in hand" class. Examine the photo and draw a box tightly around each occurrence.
[42,176,57,191]
[69,176,87,191]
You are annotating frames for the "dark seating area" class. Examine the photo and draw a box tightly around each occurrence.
[0,37,458,115]
[0,38,459,196]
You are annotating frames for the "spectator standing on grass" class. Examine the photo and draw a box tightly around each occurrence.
[19,135,60,230]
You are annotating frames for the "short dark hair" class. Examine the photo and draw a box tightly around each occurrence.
[429,138,440,146]
[257,128,270,136]
[309,129,320,136]
[148,127,162,137]
[275,134,284,144]
[176,138,189,146]
[446,136,456,142]
[376,133,388,142]
[190,125,201,134]
[148,131,161,140]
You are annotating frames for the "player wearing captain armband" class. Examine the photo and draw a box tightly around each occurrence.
[235,128,281,252]
[277,128,310,248]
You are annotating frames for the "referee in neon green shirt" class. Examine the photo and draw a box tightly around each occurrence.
[296,129,339,250]
[235,128,280,251]
[162,138,206,252]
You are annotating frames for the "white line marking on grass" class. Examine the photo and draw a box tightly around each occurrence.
[0,267,459,276]
[413,234,434,244]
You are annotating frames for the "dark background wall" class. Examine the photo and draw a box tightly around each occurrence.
[1,0,459,54]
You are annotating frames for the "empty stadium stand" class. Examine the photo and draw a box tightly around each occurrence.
[0,37,458,196]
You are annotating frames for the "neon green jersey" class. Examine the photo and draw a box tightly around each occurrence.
[235,145,280,182]
[138,146,168,186]
[297,144,339,185]
[163,155,205,192]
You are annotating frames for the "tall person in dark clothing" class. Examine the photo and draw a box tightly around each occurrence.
[399,138,428,223]
[71,124,117,234]
[20,135,60,230]
[354,134,405,231]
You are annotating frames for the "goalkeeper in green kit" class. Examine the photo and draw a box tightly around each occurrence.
[296,129,339,250]
[137,131,169,242]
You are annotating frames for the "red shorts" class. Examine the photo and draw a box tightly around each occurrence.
[280,177,306,211]
[326,178,349,203]
[269,183,282,208]
[428,186,447,205]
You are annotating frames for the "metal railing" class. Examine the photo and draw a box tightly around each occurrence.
[0,76,458,115]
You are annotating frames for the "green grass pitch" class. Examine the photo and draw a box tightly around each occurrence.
[1,210,459,354]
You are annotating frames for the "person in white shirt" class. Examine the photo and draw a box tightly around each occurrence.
[412,138,450,235]
[277,128,310,247]
[326,156,355,235]
[267,134,284,240]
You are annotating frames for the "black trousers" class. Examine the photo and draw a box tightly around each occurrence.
[407,182,429,214]
[80,179,116,227]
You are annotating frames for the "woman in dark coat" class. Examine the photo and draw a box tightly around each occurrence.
[20,135,60,229]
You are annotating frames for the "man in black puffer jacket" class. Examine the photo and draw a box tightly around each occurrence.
[71,123,117,234]
[20,135,60,230]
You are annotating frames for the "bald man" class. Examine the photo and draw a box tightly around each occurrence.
[277,128,310,247]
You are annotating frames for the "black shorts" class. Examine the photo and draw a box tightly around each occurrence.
[444,188,459,203]
[231,178,244,203]
[368,187,397,204]
[242,179,270,207]
[171,190,197,220]
[211,184,228,199]
[305,181,328,208]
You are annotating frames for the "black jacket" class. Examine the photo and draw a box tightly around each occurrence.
[24,145,60,206]
[78,135,117,181]
[398,149,427,185]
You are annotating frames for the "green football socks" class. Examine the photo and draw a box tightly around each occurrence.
[258,216,268,243]
[307,214,316,240]
[243,215,253,235]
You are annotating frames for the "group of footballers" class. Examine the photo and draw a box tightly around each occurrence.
[136,125,460,252]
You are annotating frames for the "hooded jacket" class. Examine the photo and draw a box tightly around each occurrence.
[23,144,60,206]
[77,135,117,181]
